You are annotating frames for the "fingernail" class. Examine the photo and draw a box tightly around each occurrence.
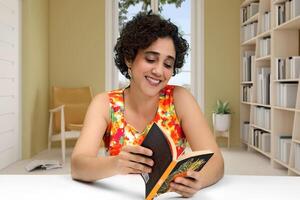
[149,150,153,156]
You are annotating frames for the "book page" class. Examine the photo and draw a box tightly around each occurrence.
[157,152,213,194]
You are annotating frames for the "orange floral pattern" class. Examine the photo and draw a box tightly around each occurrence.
[104,85,187,158]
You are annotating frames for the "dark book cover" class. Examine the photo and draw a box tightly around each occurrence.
[140,123,173,199]
[140,123,213,200]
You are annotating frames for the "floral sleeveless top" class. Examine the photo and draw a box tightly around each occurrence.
[103,85,187,158]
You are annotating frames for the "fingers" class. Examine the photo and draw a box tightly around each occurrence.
[123,145,153,157]
[131,153,154,167]
[169,181,198,198]
[120,158,152,173]
[120,146,154,167]
[119,166,143,174]
[116,145,154,175]
[186,170,201,181]
[170,170,202,197]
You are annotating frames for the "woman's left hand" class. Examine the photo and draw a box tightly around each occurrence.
[169,170,202,198]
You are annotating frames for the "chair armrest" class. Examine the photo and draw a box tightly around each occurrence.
[49,105,65,113]
[49,105,66,133]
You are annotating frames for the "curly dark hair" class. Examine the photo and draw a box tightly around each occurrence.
[114,12,189,79]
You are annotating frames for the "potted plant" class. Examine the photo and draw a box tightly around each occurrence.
[212,100,232,132]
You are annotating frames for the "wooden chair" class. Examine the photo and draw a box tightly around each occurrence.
[48,86,93,163]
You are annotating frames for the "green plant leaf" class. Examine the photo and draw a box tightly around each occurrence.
[213,99,231,114]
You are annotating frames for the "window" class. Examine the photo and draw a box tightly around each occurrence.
[105,0,204,109]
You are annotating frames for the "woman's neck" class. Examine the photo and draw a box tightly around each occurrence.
[124,84,159,117]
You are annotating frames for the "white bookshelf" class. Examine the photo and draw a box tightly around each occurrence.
[240,0,300,176]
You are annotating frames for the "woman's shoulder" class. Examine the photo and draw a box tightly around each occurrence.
[172,85,198,117]
[169,85,191,98]
[91,88,126,110]
[89,92,110,111]
[90,89,123,123]
[93,91,108,99]
[93,88,124,102]
[161,85,192,102]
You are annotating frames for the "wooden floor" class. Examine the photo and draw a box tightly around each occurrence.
[0,147,287,176]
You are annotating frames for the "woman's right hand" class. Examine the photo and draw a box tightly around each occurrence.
[114,145,154,174]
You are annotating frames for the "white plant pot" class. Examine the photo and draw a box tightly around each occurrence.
[212,113,231,132]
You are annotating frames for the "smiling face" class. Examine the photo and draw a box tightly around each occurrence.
[126,37,176,97]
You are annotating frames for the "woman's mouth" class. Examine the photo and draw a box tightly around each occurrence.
[145,76,161,86]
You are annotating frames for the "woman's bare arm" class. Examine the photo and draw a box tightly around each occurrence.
[170,86,224,196]
[71,93,153,182]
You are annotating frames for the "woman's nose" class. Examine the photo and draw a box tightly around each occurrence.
[151,63,163,77]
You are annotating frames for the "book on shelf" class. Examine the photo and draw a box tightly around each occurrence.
[242,22,258,42]
[277,82,298,108]
[265,107,270,129]
[242,51,255,82]
[275,0,300,26]
[259,37,271,57]
[281,139,292,164]
[258,131,263,149]
[241,7,247,23]
[252,129,259,147]
[253,106,271,130]
[251,128,270,152]
[280,3,286,24]
[249,127,253,145]
[241,121,250,143]
[276,135,292,162]
[290,56,300,79]
[295,143,300,171]
[275,3,285,26]
[241,2,259,23]
[257,67,270,105]
[286,57,291,79]
[249,3,259,18]
[242,85,253,102]
[291,0,300,19]
[140,123,214,200]
[276,57,286,80]
[261,11,271,33]
[276,56,300,80]
[261,133,271,152]
[285,0,291,22]
[253,129,259,148]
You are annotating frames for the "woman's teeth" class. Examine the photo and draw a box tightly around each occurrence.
[146,76,161,85]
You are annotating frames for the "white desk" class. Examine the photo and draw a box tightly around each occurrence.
[0,174,300,200]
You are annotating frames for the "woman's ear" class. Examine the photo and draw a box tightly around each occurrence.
[125,59,132,69]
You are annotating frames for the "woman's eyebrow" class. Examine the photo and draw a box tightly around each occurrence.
[144,51,175,61]
[144,51,159,56]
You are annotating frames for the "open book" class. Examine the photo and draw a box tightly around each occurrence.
[140,123,214,200]
[25,160,62,172]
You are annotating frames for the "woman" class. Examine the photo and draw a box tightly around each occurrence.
[71,12,224,198]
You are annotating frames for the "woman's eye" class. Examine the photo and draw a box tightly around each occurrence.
[146,58,155,63]
[164,63,173,69]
